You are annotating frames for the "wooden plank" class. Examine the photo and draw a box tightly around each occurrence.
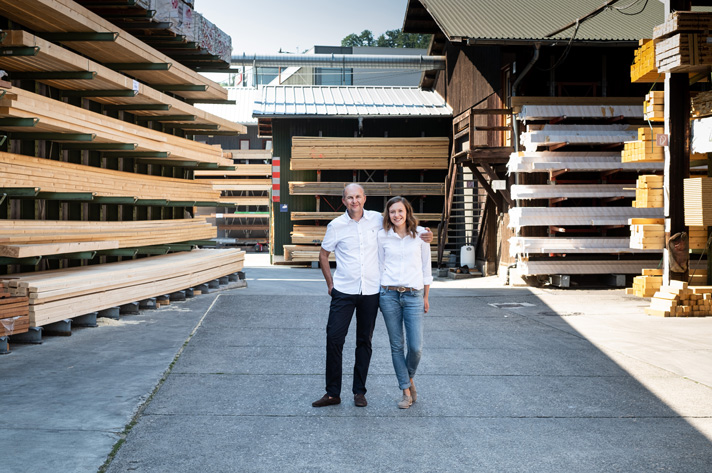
[288,181,445,196]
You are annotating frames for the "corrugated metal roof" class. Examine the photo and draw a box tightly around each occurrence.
[417,0,665,42]
[253,86,452,118]
[196,87,263,125]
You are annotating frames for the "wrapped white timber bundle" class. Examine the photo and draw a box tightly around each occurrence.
[508,207,663,229]
[1,249,244,327]
[154,0,195,40]
[192,11,232,64]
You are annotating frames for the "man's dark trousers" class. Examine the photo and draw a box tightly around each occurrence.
[325,288,379,397]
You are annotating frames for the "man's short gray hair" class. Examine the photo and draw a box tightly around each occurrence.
[342,183,365,199]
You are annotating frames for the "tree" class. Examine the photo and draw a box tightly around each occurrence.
[342,28,430,49]
[341,30,375,47]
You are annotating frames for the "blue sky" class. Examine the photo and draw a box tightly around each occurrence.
[194,0,411,54]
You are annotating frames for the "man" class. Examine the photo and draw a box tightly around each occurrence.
[312,183,432,408]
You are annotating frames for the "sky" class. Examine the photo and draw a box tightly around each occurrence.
[193,0,411,55]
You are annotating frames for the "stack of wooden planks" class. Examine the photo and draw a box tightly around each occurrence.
[644,92,664,122]
[0,30,243,133]
[290,225,440,246]
[688,226,709,250]
[692,90,712,118]
[630,218,664,250]
[684,177,712,226]
[631,39,660,82]
[218,196,270,207]
[0,87,232,166]
[194,165,272,178]
[645,280,712,317]
[622,127,664,163]
[0,151,220,203]
[290,137,449,170]
[628,269,663,297]
[288,181,444,196]
[0,0,227,102]
[283,244,446,263]
[2,249,244,327]
[0,218,216,257]
[654,12,712,73]
[0,281,29,337]
[633,174,663,208]
[289,211,441,222]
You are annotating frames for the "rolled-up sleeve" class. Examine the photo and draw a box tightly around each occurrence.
[421,239,433,285]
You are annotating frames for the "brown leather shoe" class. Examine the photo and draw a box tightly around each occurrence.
[354,393,367,407]
[312,394,341,407]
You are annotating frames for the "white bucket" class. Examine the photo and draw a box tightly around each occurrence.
[460,245,475,268]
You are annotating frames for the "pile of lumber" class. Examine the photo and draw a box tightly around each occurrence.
[194,165,272,178]
[0,151,220,202]
[688,226,709,250]
[510,236,653,256]
[2,249,244,327]
[289,211,441,222]
[631,39,660,83]
[199,179,271,192]
[0,87,231,166]
[629,218,664,250]
[290,225,440,246]
[508,207,662,228]
[645,281,712,317]
[633,174,663,208]
[521,124,637,152]
[510,184,633,200]
[0,0,226,102]
[654,12,712,73]
[0,281,29,337]
[622,127,664,163]
[629,269,663,297]
[0,218,216,257]
[0,30,242,133]
[290,137,449,170]
[283,244,446,263]
[508,151,664,173]
[644,92,664,122]
[288,181,444,196]
[218,196,270,207]
[684,177,712,226]
[692,90,712,118]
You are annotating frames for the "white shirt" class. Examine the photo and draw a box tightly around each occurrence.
[321,209,382,295]
[378,226,433,290]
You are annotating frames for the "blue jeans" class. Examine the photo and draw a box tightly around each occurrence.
[379,287,424,390]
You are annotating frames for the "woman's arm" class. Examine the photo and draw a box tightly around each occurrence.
[423,285,430,313]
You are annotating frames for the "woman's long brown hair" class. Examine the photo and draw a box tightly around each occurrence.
[383,196,419,238]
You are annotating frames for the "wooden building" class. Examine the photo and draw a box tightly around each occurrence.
[403,0,669,279]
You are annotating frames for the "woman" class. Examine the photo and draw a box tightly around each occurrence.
[378,196,432,409]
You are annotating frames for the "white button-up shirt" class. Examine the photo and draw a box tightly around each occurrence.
[321,209,382,295]
[377,226,433,290]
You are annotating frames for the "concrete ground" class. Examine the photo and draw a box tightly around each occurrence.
[1,252,711,472]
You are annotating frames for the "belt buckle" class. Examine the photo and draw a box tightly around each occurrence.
[397,286,406,293]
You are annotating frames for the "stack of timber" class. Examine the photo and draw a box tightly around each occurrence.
[1,249,244,327]
[508,151,664,173]
[622,127,664,163]
[291,225,440,246]
[645,281,712,317]
[510,184,633,200]
[517,259,660,276]
[631,39,660,83]
[194,165,272,178]
[520,124,637,152]
[513,97,642,120]
[0,31,243,133]
[0,87,231,166]
[0,152,220,203]
[644,92,664,122]
[629,269,663,297]
[0,218,216,257]
[629,218,665,250]
[692,90,712,118]
[283,244,446,264]
[654,12,712,74]
[509,207,662,228]
[0,282,29,337]
[510,237,655,256]
[289,181,445,196]
[290,137,449,170]
[0,0,227,102]
[684,177,712,226]
[633,175,663,208]
[688,226,709,250]
[290,211,441,221]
